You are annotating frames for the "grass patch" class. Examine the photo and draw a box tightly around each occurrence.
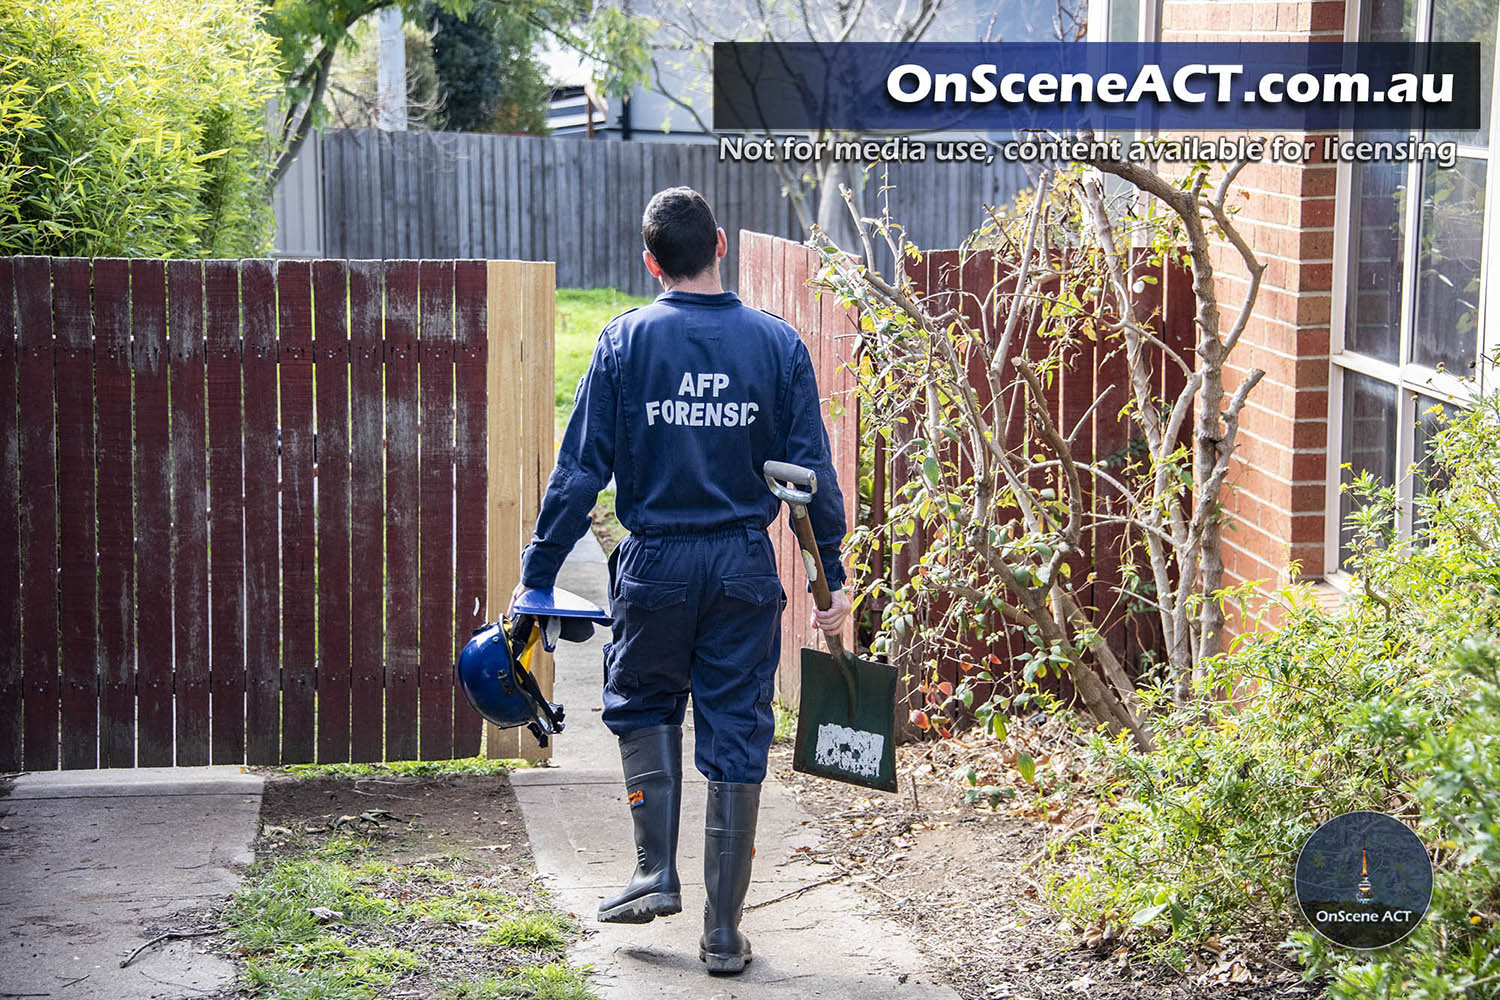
[773,700,797,744]
[225,857,398,952]
[479,912,570,953]
[554,288,651,424]
[445,963,598,1000]
[589,487,628,556]
[245,938,423,1000]
[281,757,517,780]
[405,886,517,926]
[226,826,591,1000]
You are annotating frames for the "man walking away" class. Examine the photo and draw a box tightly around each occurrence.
[511,187,850,975]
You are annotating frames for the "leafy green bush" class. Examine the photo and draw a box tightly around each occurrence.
[1058,392,1500,996]
[0,0,278,257]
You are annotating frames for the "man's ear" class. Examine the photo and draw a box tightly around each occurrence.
[714,227,728,260]
[643,249,663,279]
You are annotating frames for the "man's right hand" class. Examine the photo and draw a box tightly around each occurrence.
[811,587,852,636]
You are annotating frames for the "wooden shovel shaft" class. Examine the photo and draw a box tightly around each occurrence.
[788,503,846,660]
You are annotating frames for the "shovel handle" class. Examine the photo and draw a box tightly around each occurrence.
[787,503,847,661]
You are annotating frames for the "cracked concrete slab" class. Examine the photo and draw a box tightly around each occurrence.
[0,765,262,999]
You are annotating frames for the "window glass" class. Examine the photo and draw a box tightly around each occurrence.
[1346,156,1407,363]
[1411,158,1486,374]
[1339,370,1399,565]
[1429,0,1497,145]
[1413,394,1460,520]
[1109,0,1141,42]
[1364,0,1416,41]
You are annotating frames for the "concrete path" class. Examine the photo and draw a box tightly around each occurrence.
[511,534,959,999]
[0,766,263,1000]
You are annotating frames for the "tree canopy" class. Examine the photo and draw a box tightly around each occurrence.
[263,0,651,180]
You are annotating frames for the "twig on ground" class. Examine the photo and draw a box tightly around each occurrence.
[120,928,222,968]
[743,872,849,911]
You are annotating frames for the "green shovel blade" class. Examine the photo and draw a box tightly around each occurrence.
[791,647,899,792]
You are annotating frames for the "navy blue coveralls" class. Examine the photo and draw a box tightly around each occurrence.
[519,289,847,784]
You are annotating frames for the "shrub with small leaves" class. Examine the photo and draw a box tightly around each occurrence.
[1058,391,1500,996]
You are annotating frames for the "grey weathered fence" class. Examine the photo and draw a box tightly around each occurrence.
[276,130,1031,297]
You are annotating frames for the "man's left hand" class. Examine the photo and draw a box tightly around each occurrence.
[812,588,852,636]
[509,583,529,613]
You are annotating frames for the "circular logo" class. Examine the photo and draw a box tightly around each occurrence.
[1295,811,1433,949]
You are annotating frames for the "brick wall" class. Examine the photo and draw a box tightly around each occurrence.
[1159,0,1346,597]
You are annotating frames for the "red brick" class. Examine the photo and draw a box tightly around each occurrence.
[1310,0,1346,31]
[1290,450,1327,480]
[1295,229,1335,261]
[1296,295,1332,327]
[1290,512,1325,543]
[1300,166,1338,198]
[1288,540,1325,568]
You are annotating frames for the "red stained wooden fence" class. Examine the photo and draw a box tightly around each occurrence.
[0,256,538,770]
[736,232,860,707]
[737,233,1195,715]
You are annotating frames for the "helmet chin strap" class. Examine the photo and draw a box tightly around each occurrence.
[510,618,566,745]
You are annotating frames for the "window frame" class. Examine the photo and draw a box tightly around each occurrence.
[1324,0,1500,583]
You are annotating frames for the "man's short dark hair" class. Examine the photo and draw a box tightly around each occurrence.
[642,187,718,281]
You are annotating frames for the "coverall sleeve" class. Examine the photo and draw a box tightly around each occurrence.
[519,335,617,590]
[781,339,848,591]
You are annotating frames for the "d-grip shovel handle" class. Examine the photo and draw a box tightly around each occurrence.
[763,461,846,661]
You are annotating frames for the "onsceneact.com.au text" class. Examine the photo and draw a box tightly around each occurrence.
[887,63,1454,107]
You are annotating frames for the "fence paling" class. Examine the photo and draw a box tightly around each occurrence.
[383,259,422,762]
[452,260,488,758]
[170,259,211,766]
[206,259,247,765]
[55,258,95,769]
[314,259,353,764]
[17,258,55,770]
[418,259,456,761]
[242,258,281,765]
[349,260,387,764]
[0,254,552,770]
[0,259,18,772]
[278,259,318,765]
[131,261,173,766]
[95,259,133,769]
[482,260,555,763]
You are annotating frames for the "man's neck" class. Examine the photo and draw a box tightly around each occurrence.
[660,268,724,296]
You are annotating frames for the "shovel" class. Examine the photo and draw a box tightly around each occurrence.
[764,461,898,792]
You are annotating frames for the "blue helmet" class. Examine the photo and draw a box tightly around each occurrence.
[455,587,609,747]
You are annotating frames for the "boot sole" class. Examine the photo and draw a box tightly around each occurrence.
[699,946,752,974]
[597,892,682,924]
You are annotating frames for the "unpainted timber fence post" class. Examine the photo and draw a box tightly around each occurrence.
[484,260,557,762]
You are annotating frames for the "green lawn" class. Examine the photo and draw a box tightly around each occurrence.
[554,288,651,426]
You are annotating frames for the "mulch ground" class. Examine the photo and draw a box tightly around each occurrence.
[770,733,1321,1000]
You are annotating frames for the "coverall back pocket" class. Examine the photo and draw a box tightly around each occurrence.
[721,575,784,608]
[616,575,689,611]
